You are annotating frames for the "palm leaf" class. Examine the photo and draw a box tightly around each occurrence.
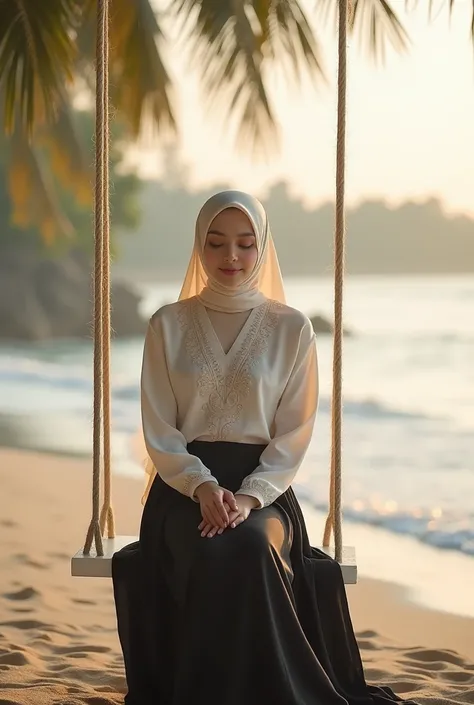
[170,0,323,153]
[412,0,474,42]
[38,99,93,207]
[76,0,176,136]
[254,0,324,79]
[317,0,409,62]
[0,0,80,133]
[8,126,74,244]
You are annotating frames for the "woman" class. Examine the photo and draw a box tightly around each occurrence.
[112,190,414,705]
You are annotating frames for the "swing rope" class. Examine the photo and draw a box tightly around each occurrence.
[82,0,349,563]
[322,0,349,563]
[83,0,114,557]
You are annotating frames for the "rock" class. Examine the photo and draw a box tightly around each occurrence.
[310,314,352,336]
[0,269,52,340]
[34,256,91,338]
[111,283,146,337]
[0,242,146,341]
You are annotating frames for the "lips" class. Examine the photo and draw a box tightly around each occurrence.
[219,268,242,276]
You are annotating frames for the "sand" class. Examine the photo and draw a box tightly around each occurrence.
[1,448,473,705]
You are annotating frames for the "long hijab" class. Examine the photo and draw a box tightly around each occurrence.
[178,190,286,311]
[141,190,286,503]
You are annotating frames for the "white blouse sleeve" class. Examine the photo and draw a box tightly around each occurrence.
[141,316,218,500]
[237,322,318,508]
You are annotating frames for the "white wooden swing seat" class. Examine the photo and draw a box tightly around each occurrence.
[71,536,357,583]
[71,0,356,589]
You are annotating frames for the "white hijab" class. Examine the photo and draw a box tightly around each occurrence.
[178,190,286,311]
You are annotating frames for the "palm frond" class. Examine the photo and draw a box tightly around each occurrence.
[0,0,80,133]
[76,0,176,136]
[170,0,323,154]
[8,126,74,244]
[38,100,93,207]
[254,0,323,79]
[188,0,277,153]
[409,0,474,42]
[317,0,409,63]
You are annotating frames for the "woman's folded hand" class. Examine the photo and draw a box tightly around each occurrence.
[198,494,259,537]
[194,482,238,529]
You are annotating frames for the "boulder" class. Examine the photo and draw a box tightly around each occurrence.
[110,283,146,337]
[310,314,352,336]
[0,243,146,341]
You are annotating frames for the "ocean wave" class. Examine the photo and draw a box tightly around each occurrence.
[390,332,474,344]
[318,397,440,423]
[0,356,139,400]
[296,486,474,557]
[0,357,92,391]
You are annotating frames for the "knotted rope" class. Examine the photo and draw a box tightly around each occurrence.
[322,0,349,563]
[83,0,115,558]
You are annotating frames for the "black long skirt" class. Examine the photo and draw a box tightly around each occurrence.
[112,441,416,705]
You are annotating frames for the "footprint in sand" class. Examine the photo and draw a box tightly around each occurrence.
[0,619,50,630]
[47,664,119,686]
[31,632,53,643]
[356,630,380,639]
[2,587,39,601]
[384,680,424,694]
[402,665,439,680]
[364,667,393,682]
[53,645,111,655]
[13,553,50,570]
[9,608,34,614]
[404,649,466,667]
[46,663,70,672]
[47,551,70,560]
[0,650,31,666]
[401,660,445,674]
[442,670,474,684]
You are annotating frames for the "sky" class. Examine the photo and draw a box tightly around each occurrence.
[127,1,474,217]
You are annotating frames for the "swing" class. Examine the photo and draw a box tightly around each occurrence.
[71,0,357,584]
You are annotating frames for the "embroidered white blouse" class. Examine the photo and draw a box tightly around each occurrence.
[141,296,319,508]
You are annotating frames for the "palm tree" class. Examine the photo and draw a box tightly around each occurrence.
[0,0,468,242]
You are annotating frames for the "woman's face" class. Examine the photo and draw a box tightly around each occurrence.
[202,207,258,289]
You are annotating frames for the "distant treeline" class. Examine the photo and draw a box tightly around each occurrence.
[114,180,474,280]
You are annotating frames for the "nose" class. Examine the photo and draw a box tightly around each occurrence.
[223,247,238,263]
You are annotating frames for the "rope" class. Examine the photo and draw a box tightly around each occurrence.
[83,0,115,557]
[322,0,349,563]
[98,0,115,541]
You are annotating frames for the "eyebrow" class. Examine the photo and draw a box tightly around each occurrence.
[207,229,255,237]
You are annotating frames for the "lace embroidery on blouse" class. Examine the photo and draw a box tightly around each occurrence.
[177,298,280,441]
[238,476,278,507]
[183,469,213,496]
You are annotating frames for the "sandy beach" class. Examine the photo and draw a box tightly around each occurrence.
[1,448,473,705]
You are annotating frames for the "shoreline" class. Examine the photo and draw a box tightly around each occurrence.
[302,503,474,622]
